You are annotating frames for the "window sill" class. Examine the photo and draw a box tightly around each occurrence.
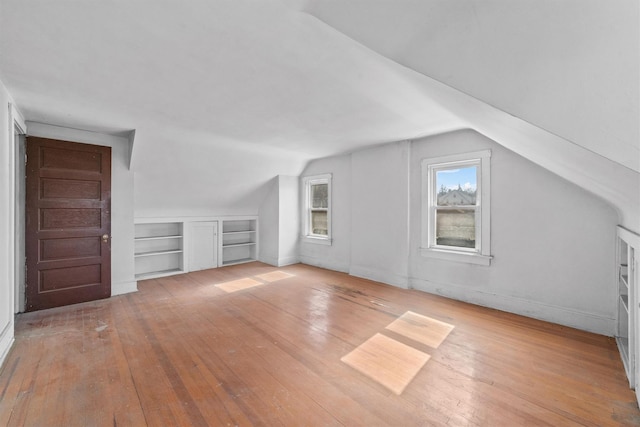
[301,235,332,246]
[419,247,492,266]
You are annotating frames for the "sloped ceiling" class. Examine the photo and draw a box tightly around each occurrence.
[297,0,639,173]
[0,0,638,223]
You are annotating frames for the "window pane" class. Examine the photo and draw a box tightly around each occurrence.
[311,210,328,235]
[436,166,477,206]
[436,209,475,248]
[311,183,328,208]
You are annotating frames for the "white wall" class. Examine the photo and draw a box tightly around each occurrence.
[133,135,308,219]
[0,80,17,367]
[277,175,299,266]
[299,155,351,272]
[409,130,618,334]
[299,130,620,335]
[27,122,137,296]
[258,177,280,266]
[258,175,300,267]
[349,141,410,287]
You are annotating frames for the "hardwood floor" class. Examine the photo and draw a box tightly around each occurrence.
[1,262,638,426]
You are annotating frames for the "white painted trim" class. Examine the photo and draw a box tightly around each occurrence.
[7,104,17,319]
[298,255,349,273]
[259,254,279,266]
[619,226,640,250]
[126,130,136,171]
[26,121,129,148]
[259,254,298,267]
[111,280,138,296]
[301,235,332,245]
[0,325,14,370]
[277,255,299,267]
[10,104,25,134]
[135,215,258,223]
[419,247,492,266]
[410,277,615,336]
[350,265,409,289]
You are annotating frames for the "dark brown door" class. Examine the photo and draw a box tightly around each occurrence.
[25,137,112,311]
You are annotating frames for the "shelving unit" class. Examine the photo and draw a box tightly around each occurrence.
[134,222,184,280]
[219,218,258,266]
[616,226,639,391]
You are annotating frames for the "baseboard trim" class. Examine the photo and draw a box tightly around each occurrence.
[0,320,15,370]
[409,277,615,336]
[277,256,299,267]
[349,265,409,289]
[259,255,279,266]
[298,255,350,273]
[111,279,138,296]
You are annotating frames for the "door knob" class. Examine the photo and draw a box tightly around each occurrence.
[102,234,109,242]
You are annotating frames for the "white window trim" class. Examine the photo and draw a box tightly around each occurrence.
[301,173,332,245]
[420,150,492,266]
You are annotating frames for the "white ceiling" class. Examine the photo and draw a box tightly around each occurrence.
[0,0,459,157]
[0,0,637,219]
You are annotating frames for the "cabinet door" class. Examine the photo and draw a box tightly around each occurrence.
[188,222,218,272]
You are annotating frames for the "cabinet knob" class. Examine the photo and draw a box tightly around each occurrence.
[102,234,110,242]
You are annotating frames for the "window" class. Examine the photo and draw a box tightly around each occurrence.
[421,150,491,265]
[303,174,331,244]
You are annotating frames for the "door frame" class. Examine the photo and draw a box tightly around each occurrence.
[9,104,26,315]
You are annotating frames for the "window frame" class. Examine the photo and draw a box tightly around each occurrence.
[302,173,332,245]
[421,150,492,265]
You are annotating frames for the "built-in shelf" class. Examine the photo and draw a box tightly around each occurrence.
[619,336,631,371]
[223,230,256,235]
[219,218,258,266]
[620,294,629,312]
[135,235,182,241]
[134,222,184,280]
[222,257,255,267]
[135,268,184,281]
[135,217,258,280]
[621,274,629,288]
[222,242,257,248]
[616,226,639,392]
[135,249,184,258]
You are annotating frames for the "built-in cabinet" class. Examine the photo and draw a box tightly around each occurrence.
[616,226,640,402]
[188,221,218,272]
[134,216,258,280]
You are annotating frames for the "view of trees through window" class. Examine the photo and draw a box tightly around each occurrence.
[435,166,477,248]
[310,183,328,236]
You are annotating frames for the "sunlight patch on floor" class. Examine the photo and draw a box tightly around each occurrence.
[341,333,431,395]
[216,278,263,293]
[213,270,294,293]
[341,311,455,395]
[255,271,294,283]
[385,311,455,349]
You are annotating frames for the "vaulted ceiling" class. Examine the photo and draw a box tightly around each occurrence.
[0,0,637,222]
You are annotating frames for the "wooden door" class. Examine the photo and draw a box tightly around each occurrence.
[25,137,111,311]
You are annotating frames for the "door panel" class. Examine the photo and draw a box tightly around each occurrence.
[41,178,101,199]
[25,137,111,311]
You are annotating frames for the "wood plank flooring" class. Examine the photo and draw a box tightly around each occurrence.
[1,262,639,426]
